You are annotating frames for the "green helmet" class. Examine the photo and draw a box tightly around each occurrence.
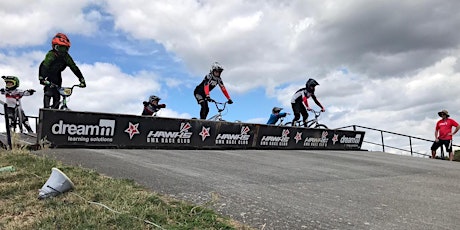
[2,75,20,90]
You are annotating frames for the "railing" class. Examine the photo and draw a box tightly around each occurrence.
[335,125,460,159]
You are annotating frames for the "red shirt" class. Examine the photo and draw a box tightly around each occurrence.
[436,118,459,140]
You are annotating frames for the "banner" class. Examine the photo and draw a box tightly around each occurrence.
[38,109,364,150]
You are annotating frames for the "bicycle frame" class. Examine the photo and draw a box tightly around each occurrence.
[207,99,228,121]
[287,109,328,129]
[55,84,81,110]
[8,92,28,133]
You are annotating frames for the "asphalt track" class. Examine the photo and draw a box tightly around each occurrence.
[35,148,460,230]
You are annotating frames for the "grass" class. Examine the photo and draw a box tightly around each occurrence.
[0,148,252,230]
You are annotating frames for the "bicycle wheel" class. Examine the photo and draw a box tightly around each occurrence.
[314,124,328,129]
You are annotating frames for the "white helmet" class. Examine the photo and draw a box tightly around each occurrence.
[210,62,224,72]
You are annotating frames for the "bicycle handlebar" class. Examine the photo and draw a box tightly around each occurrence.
[309,109,324,117]
[208,98,228,112]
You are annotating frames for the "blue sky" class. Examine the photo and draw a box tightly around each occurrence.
[1,0,460,154]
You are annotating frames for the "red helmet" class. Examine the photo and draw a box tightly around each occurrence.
[51,33,71,48]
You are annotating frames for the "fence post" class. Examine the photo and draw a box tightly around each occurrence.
[409,137,413,156]
[380,130,385,152]
[2,102,12,150]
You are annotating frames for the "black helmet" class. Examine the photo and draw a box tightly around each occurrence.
[306,78,319,89]
[148,95,161,104]
[2,75,20,90]
[272,107,283,113]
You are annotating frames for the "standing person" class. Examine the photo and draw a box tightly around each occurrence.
[267,107,290,125]
[38,33,86,109]
[0,76,35,133]
[290,78,325,127]
[142,95,166,116]
[193,62,233,119]
[431,109,460,161]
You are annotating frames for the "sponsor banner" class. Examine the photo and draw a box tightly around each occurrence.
[38,109,364,150]
[255,126,364,150]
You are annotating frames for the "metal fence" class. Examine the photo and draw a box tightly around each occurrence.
[335,125,460,159]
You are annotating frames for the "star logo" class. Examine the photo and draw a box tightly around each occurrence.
[332,134,339,144]
[125,122,140,139]
[199,126,210,141]
[294,132,302,143]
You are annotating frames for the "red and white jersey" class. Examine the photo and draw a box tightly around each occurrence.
[1,89,33,108]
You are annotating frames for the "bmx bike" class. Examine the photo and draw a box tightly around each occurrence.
[50,83,84,110]
[5,89,35,133]
[285,109,328,129]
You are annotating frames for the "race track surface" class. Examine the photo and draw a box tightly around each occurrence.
[36,149,460,230]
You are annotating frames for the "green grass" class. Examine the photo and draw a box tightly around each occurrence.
[0,149,252,230]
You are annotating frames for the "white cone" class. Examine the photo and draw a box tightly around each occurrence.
[38,167,75,199]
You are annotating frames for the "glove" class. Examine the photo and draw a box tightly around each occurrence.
[321,107,326,112]
[143,101,149,106]
[205,95,212,102]
[306,107,312,111]
[159,104,166,108]
[0,88,5,93]
[42,80,51,86]
[27,89,36,95]
[227,99,233,104]
[79,78,86,88]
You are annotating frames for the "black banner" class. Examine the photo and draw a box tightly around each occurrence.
[38,109,364,150]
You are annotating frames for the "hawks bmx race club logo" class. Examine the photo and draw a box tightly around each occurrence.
[303,131,329,147]
[260,129,290,146]
[147,122,192,144]
[215,126,251,145]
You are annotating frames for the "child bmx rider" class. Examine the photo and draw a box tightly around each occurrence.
[0,76,35,133]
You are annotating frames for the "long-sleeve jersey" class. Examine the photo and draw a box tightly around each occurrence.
[290,87,323,109]
[1,88,33,108]
[142,102,166,116]
[39,50,84,86]
[266,112,288,125]
[194,73,230,99]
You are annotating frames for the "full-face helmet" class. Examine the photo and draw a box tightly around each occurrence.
[210,62,224,73]
[52,33,71,52]
[272,107,283,113]
[2,76,20,90]
[306,78,319,89]
[148,95,161,104]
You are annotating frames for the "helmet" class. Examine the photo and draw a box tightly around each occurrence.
[306,78,319,89]
[210,62,224,72]
[2,75,20,90]
[272,107,283,113]
[52,33,71,52]
[148,95,161,104]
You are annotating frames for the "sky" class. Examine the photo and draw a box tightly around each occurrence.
[1,0,460,155]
